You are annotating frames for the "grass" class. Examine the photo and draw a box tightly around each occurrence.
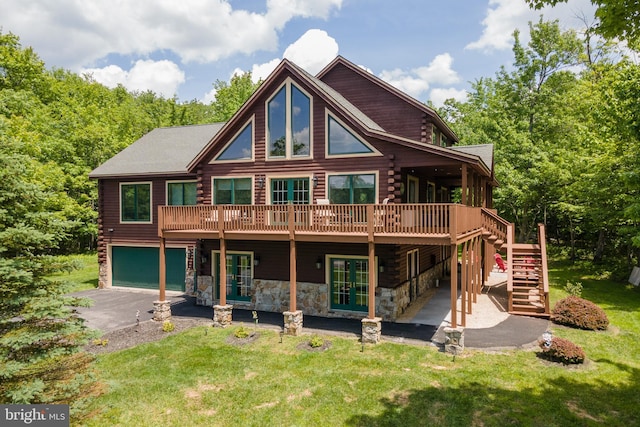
[47,253,99,293]
[75,255,640,426]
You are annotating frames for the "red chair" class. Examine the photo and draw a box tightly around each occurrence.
[494,253,507,272]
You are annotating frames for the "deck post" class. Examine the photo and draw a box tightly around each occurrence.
[461,241,467,327]
[153,237,172,322]
[461,164,468,206]
[213,208,232,328]
[284,204,303,335]
[450,243,458,328]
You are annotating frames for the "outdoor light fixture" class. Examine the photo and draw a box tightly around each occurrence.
[254,255,260,266]
[257,177,265,189]
[312,175,318,188]
[201,254,208,265]
[379,260,385,273]
[542,330,553,348]
[315,257,323,270]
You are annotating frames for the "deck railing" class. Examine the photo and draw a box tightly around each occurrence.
[159,203,492,241]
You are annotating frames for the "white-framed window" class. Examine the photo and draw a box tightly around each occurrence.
[213,117,254,162]
[326,113,379,158]
[266,78,312,160]
[166,180,197,206]
[120,182,152,223]
[326,172,378,204]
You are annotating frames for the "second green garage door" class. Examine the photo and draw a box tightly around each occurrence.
[112,246,186,291]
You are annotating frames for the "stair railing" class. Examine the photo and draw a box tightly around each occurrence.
[506,223,514,312]
[537,223,550,314]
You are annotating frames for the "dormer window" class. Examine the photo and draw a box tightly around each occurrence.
[267,80,311,159]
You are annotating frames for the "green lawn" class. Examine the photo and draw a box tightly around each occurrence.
[48,253,99,293]
[76,257,640,426]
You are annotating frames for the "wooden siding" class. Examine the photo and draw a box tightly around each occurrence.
[319,62,432,142]
[199,240,397,288]
[96,176,197,261]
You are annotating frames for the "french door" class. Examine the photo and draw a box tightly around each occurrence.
[271,178,310,225]
[330,257,369,311]
[216,253,252,301]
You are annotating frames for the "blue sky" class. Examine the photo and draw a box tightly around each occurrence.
[1,0,596,107]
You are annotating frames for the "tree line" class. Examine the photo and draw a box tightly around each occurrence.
[440,17,639,276]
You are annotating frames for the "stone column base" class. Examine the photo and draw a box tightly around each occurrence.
[283,310,303,336]
[444,327,464,354]
[153,300,172,322]
[361,317,382,344]
[213,304,233,328]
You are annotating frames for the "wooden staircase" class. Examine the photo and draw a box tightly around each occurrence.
[506,224,550,317]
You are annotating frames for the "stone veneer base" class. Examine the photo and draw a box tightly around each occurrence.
[213,304,233,328]
[361,317,382,344]
[152,300,172,322]
[283,310,303,336]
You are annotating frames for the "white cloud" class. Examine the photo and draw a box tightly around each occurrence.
[378,53,461,100]
[82,59,185,98]
[247,29,339,83]
[379,68,430,98]
[282,29,339,74]
[429,88,468,108]
[1,0,343,69]
[250,59,282,82]
[466,0,597,52]
[414,53,461,85]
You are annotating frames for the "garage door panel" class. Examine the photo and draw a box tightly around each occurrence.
[112,246,185,291]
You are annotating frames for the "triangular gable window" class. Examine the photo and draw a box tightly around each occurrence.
[328,116,373,155]
[215,122,253,161]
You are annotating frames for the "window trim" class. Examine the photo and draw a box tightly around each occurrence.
[166,180,197,206]
[265,78,313,161]
[211,116,255,163]
[119,181,153,224]
[211,176,254,205]
[325,171,379,204]
[325,111,381,159]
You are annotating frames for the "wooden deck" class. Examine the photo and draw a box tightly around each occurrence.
[158,203,507,245]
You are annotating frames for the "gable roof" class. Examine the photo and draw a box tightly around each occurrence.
[89,123,225,178]
[317,56,458,143]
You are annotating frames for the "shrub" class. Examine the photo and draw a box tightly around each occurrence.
[551,296,609,330]
[234,326,250,338]
[162,320,175,333]
[538,337,585,364]
[309,335,325,348]
[563,280,583,297]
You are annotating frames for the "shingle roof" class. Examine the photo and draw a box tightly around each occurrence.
[450,144,494,173]
[89,123,225,178]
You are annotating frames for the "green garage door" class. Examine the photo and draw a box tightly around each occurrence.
[112,246,186,291]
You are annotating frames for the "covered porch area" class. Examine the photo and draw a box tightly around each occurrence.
[154,203,509,342]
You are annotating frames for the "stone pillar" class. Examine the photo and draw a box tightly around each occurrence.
[283,310,303,336]
[213,304,233,328]
[361,317,382,344]
[444,327,464,354]
[153,300,171,322]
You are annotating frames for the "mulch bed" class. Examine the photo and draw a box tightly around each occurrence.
[85,318,211,354]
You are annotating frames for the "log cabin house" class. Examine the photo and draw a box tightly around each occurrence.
[89,56,549,340]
